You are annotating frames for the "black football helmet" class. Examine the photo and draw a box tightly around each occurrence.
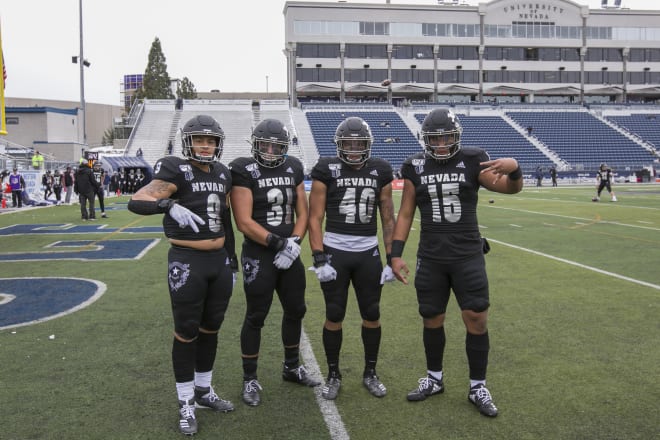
[251,119,290,168]
[421,108,462,161]
[334,117,373,166]
[180,115,225,163]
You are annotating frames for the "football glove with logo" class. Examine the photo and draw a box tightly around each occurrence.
[380,265,395,284]
[273,237,301,270]
[169,203,205,233]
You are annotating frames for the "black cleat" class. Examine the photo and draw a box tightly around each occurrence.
[282,364,321,387]
[194,386,234,412]
[321,371,342,400]
[407,375,444,401]
[178,399,197,436]
[363,370,387,398]
[242,379,262,407]
[468,384,498,417]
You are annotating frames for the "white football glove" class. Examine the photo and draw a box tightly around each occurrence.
[273,237,301,270]
[168,203,205,233]
[308,263,337,283]
[380,265,395,285]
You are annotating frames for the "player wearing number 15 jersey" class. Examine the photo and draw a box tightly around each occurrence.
[229,118,320,408]
[390,108,523,417]
[308,117,396,400]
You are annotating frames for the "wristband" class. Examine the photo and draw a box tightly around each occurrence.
[391,240,405,259]
[312,250,328,268]
[386,254,392,266]
[291,235,302,245]
[508,166,522,181]
[266,233,286,251]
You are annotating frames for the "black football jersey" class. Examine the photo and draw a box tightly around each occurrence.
[311,157,393,237]
[153,156,232,241]
[400,147,489,261]
[229,155,305,238]
[597,168,612,182]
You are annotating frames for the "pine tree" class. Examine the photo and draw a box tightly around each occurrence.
[135,37,174,100]
[177,77,198,99]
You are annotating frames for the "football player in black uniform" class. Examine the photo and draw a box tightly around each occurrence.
[391,108,523,417]
[229,118,320,407]
[594,163,617,202]
[128,115,236,436]
[308,117,395,400]
[92,161,108,218]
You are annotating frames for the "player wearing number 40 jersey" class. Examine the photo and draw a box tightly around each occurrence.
[308,116,396,401]
[391,108,523,417]
[229,118,320,408]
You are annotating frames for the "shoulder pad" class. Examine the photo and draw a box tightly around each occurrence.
[461,146,485,157]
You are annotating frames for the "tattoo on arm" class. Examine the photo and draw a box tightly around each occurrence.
[380,195,395,250]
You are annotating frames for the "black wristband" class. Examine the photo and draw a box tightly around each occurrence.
[229,254,239,272]
[312,250,327,268]
[508,166,522,181]
[386,254,392,266]
[391,240,405,259]
[127,198,174,215]
[266,233,286,251]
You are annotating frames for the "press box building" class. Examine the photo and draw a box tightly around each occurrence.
[283,0,660,106]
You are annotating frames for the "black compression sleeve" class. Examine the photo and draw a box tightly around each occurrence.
[127,198,174,215]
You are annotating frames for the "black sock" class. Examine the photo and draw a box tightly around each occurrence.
[466,332,489,381]
[423,326,446,372]
[323,327,342,375]
[361,325,381,374]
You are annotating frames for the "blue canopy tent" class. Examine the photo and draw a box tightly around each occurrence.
[100,156,154,184]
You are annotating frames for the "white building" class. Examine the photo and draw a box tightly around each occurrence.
[283,0,660,105]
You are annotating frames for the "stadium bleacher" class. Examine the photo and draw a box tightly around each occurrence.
[124,100,658,175]
[506,111,656,170]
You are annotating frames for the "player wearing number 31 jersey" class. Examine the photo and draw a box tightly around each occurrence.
[229,118,320,408]
[391,108,523,417]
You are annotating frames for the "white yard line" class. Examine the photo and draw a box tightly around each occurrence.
[488,238,660,291]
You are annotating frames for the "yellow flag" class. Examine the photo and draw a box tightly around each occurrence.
[0,22,6,135]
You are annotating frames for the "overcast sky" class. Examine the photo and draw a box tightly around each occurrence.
[1,0,656,106]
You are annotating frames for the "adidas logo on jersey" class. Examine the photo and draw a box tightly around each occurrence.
[456,161,466,168]
[370,169,379,176]
[286,167,294,174]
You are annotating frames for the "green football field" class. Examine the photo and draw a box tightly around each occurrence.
[0,184,658,440]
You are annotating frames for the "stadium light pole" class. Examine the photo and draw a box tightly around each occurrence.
[266,75,269,94]
[78,0,87,146]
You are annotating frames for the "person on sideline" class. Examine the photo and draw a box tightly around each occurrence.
[64,166,74,205]
[308,116,395,400]
[32,150,45,170]
[8,168,25,208]
[74,161,100,220]
[229,118,319,407]
[128,115,237,436]
[390,108,523,418]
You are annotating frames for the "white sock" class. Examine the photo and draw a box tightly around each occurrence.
[194,370,213,390]
[470,379,486,388]
[427,370,443,382]
[176,380,195,402]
